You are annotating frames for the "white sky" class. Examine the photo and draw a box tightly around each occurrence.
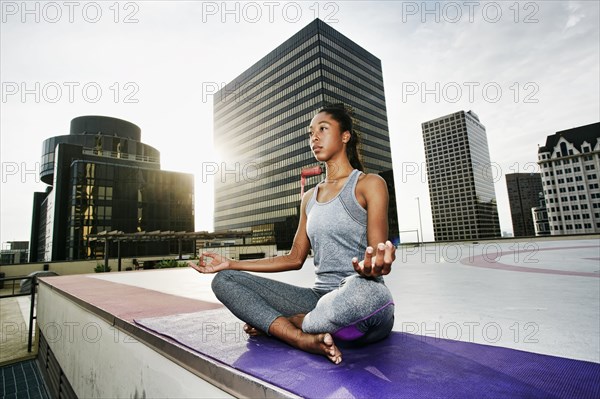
[1,1,599,246]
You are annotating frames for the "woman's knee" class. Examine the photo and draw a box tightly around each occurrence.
[210,269,240,295]
[342,275,393,303]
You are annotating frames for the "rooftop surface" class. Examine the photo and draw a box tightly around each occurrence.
[91,237,600,363]
[3,236,599,398]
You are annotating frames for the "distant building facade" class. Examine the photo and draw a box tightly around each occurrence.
[532,193,550,236]
[30,116,194,262]
[537,122,600,235]
[0,241,29,265]
[506,173,543,237]
[212,18,398,249]
[422,110,501,241]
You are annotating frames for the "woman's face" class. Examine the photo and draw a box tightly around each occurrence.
[308,112,348,162]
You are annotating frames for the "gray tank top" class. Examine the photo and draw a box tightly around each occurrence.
[306,169,369,292]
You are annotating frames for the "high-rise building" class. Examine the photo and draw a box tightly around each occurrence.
[422,110,501,241]
[532,193,550,236]
[212,18,398,249]
[30,116,194,262]
[0,241,29,265]
[537,122,600,235]
[506,173,543,237]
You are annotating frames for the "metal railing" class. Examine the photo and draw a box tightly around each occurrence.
[0,275,38,352]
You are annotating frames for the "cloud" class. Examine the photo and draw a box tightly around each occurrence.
[564,1,584,29]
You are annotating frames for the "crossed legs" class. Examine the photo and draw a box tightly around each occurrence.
[211,270,393,363]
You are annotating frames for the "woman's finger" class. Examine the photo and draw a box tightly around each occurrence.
[188,261,205,273]
[363,247,373,275]
[352,257,361,274]
[373,243,385,274]
[382,241,395,275]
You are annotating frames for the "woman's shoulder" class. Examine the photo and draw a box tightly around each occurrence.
[357,172,387,188]
[303,186,317,198]
[301,187,317,205]
[300,187,317,215]
[355,172,388,206]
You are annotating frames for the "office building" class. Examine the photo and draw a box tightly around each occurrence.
[30,116,194,262]
[537,122,600,235]
[532,193,550,236]
[0,241,29,265]
[212,18,398,249]
[422,110,501,241]
[506,173,543,237]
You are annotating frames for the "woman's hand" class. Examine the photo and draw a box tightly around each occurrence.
[352,241,395,277]
[188,252,232,274]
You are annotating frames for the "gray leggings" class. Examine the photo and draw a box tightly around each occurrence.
[211,270,395,344]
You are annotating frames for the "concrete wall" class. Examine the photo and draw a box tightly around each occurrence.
[0,256,188,279]
[0,244,279,280]
[199,244,277,261]
[37,283,232,398]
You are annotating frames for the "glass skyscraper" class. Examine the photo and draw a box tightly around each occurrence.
[422,110,501,241]
[506,173,543,237]
[212,18,397,249]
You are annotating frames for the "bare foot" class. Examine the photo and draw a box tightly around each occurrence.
[297,332,342,364]
[243,323,264,336]
[287,314,305,329]
[269,317,342,364]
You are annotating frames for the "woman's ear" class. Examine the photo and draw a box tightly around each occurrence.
[342,131,351,143]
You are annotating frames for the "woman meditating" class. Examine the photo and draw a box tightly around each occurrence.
[190,104,395,364]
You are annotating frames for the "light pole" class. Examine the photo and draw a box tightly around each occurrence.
[416,197,424,243]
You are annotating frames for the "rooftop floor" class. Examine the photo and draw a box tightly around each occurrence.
[3,236,599,398]
[91,237,600,363]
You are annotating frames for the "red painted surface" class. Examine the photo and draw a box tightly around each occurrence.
[38,274,222,322]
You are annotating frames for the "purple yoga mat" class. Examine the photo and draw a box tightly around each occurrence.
[135,309,600,399]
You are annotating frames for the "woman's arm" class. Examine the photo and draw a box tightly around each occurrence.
[189,188,314,274]
[352,173,396,277]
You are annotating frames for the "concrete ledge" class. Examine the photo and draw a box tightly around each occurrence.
[36,274,298,398]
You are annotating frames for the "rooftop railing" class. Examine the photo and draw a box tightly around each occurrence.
[0,275,39,353]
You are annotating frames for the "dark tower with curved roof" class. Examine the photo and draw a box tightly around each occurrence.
[30,116,194,261]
